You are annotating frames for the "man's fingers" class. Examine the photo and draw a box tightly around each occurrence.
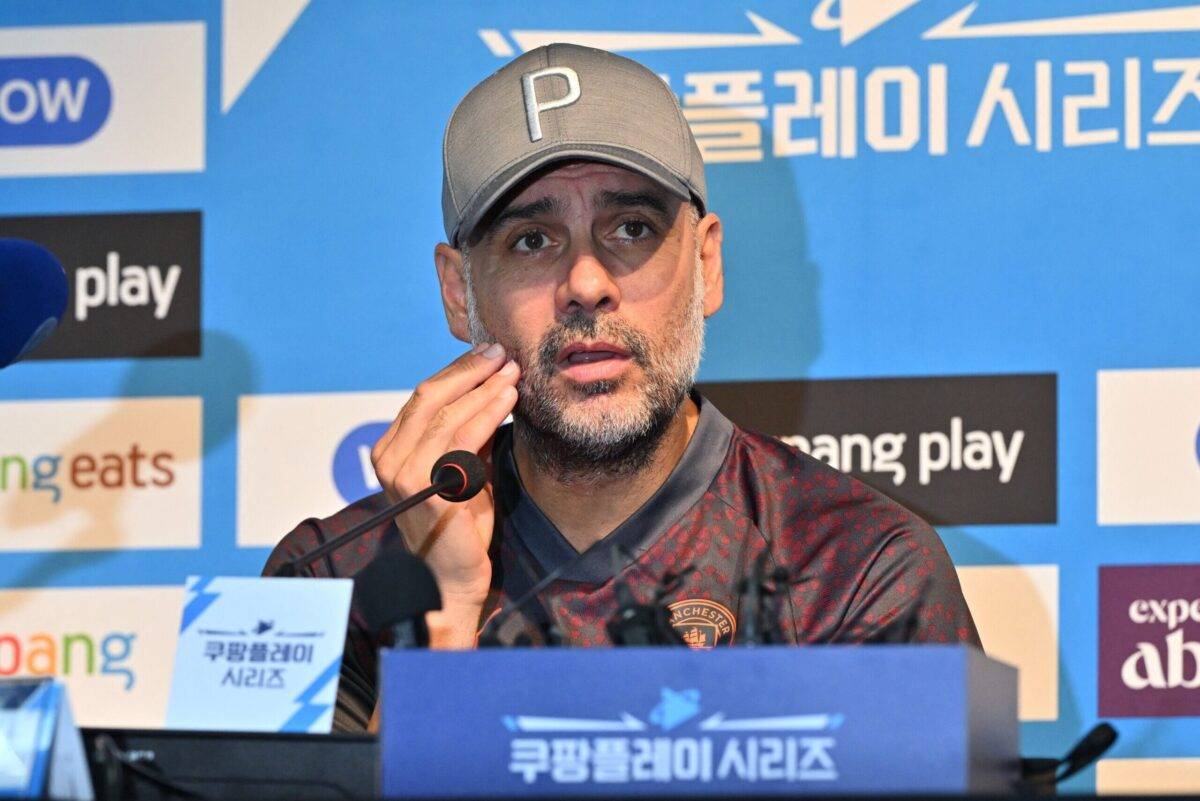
[444,384,519,457]
[372,342,506,467]
[403,360,519,471]
[397,342,507,436]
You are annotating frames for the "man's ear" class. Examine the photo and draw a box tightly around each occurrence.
[434,242,472,343]
[697,212,724,317]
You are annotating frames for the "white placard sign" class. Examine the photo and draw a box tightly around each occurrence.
[165,576,352,734]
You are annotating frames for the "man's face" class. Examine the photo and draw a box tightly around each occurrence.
[453,160,718,466]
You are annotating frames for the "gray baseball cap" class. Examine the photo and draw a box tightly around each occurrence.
[441,43,707,247]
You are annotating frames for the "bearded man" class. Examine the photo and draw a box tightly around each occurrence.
[264,43,980,733]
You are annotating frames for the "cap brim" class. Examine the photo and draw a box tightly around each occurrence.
[452,143,695,247]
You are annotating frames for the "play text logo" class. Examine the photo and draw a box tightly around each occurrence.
[699,373,1056,525]
[0,212,201,360]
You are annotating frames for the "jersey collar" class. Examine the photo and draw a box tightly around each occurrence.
[495,392,734,584]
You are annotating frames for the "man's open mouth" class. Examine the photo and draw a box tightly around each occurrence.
[555,341,633,381]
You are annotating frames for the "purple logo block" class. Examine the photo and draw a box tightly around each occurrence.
[1099,565,1200,717]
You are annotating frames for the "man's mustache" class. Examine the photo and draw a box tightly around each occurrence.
[533,312,650,378]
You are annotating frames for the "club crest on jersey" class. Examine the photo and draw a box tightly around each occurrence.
[668,599,736,649]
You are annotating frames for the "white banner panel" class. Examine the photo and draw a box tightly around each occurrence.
[1097,758,1200,795]
[0,22,205,177]
[958,564,1058,721]
[1098,368,1200,525]
[0,586,183,728]
[0,397,202,551]
[238,390,412,547]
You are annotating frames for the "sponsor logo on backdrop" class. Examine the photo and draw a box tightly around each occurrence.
[481,4,1200,53]
[0,630,134,688]
[505,687,839,786]
[1100,564,1200,717]
[0,586,183,728]
[0,397,201,551]
[0,56,111,146]
[331,422,390,504]
[1098,368,1200,525]
[479,8,1200,162]
[1097,758,1200,795]
[956,565,1058,721]
[0,22,204,177]
[0,212,201,360]
[238,391,411,547]
[698,374,1056,526]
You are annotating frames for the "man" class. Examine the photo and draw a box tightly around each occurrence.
[264,43,980,733]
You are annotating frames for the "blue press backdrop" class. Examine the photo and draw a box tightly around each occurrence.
[2,1,1198,790]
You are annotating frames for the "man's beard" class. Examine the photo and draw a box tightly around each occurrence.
[464,253,706,483]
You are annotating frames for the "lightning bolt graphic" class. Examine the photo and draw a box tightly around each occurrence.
[925,2,1200,39]
[280,657,341,733]
[478,12,799,56]
[179,576,220,633]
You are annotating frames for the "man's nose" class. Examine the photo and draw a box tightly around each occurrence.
[556,246,621,315]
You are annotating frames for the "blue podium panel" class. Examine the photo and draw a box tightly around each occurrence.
[380,645,1017,797]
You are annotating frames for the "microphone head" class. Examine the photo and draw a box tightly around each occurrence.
[0,238,68,369]
[354,547,442,637]
[431,450,488,501]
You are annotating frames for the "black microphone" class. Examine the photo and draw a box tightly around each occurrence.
[605,546,685,646]
[739,551,767,645]
[737,544,789,645]
[1019,723,1117,793]
[476,546,587,647]
[478,540,694,648]
[274,450,486,577]
[477,539,636,647]
[353,546,442,648]
[0,238,69,368]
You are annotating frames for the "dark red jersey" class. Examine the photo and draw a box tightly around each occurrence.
[263,394,980,732]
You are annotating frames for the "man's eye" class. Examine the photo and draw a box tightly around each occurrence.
[619,220,648,239]
[512,230,549,252]
[616,220,653,240]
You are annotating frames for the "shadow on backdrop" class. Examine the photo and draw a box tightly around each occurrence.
[941,526,1086,788]
[702,133,821,380]
[1,329,257,601]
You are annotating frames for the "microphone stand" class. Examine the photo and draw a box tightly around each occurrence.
[274,476,458,577]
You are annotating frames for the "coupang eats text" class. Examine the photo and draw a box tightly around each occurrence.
[0,444,175,503]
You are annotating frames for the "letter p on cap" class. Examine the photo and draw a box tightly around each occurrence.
[522,67,581,142]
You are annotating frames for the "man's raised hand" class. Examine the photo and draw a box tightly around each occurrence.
[370,342,520,646]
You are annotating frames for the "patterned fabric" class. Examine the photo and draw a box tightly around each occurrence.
[263,394,980,733]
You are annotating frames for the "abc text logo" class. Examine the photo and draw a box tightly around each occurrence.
[1100,564,1200,717]
[0,56,111,146]
[1122,598,1200,691]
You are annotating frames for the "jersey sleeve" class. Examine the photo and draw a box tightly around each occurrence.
[262,519,378,734]
[831,519,982,647]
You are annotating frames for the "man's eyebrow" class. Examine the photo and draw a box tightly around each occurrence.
[594,189,671,219]
[483,196,566,241]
